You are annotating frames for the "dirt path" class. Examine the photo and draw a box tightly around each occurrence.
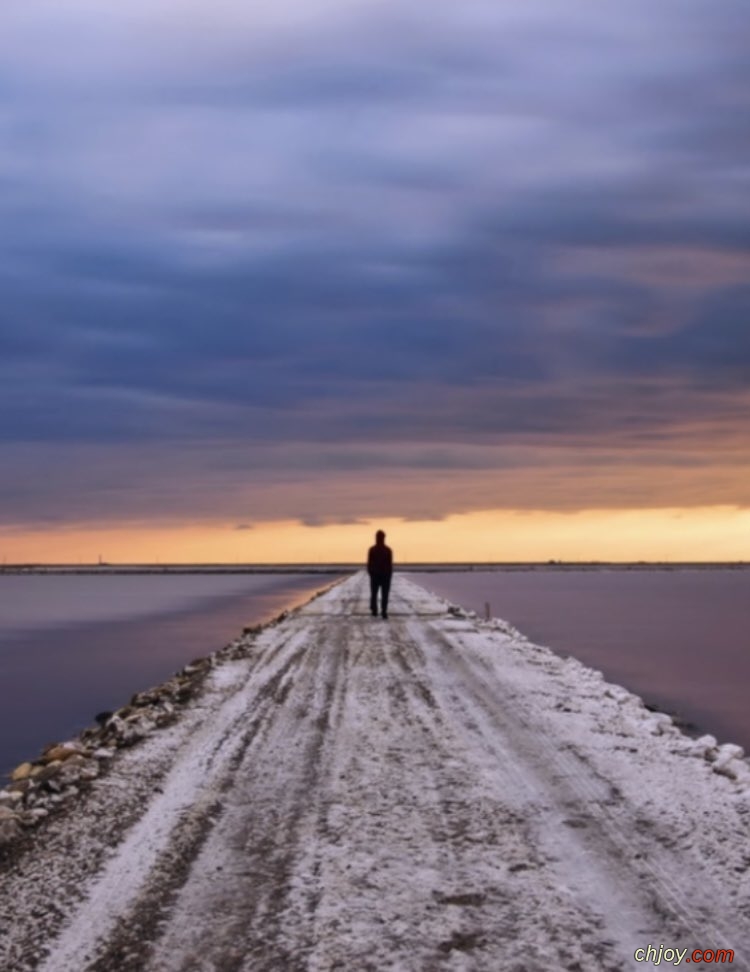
[3,573,750,971]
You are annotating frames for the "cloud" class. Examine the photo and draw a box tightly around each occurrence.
[298,515,369,528]
[1,0,749,527]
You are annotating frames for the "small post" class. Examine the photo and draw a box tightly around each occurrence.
[484,601,491,621]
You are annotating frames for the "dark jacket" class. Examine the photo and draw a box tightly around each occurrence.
[367,540,393,577]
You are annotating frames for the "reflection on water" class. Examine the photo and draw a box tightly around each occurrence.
[0,573,304,633]
[410,569,750,751]
[0,573,342,775]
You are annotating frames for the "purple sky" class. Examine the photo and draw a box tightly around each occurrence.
[1,0,749,532]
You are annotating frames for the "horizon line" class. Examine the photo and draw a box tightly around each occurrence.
[2,559,749,571]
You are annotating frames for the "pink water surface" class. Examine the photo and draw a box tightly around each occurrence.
[411,568,750,750]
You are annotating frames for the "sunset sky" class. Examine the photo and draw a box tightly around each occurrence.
[1,0,749,562]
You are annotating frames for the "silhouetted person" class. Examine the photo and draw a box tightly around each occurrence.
[367,529,393,619]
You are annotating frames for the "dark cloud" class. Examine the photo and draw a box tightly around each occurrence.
[1,0,749,526]
[298,515,369,528]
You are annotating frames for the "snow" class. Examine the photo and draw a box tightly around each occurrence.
[2,571,750,971]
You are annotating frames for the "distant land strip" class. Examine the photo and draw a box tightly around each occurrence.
[1,561,749,575]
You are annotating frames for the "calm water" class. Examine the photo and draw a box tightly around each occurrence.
[411,569,750,751]
[0,573,341,776]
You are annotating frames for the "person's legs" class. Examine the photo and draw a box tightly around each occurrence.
[369,575,379,616]
[381,574,391,618]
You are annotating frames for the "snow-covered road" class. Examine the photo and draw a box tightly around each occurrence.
[2,573,750,971]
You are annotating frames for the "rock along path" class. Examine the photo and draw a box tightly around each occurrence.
[2,572,750,972]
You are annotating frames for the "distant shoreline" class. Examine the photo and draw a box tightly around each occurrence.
[1,561,749,575]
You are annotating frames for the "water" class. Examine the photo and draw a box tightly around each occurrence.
[0,572,342,775]
[410,568,750,751]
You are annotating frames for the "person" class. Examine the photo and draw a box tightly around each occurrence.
[367,529,393,619]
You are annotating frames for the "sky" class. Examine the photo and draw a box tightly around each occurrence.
[1,0,749,562]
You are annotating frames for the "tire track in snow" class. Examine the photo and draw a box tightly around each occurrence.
[413,615,744,967]
[378,617,624,970]
[139,612,351,972]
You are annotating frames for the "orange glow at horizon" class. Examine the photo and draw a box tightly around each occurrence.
[1,506,748,564]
